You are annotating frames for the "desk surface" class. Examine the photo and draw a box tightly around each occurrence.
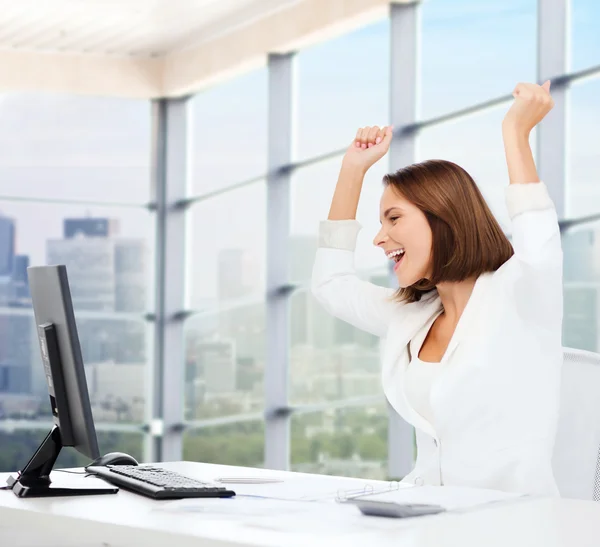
[1,461,600,547]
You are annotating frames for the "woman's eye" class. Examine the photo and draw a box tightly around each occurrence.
[390,216,399,222]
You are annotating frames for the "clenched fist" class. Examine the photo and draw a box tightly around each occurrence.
[342,125,393,173]
[503,81,554,136]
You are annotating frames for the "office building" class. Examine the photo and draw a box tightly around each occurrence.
[64,217,119,239]
[0,215,15,277]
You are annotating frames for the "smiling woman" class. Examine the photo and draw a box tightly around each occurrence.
[377,160,513,302]
[311,82,564,497]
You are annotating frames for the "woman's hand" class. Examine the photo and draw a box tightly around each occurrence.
[342,125,394,174]
[502,81,554,137]
[502,82,553,185]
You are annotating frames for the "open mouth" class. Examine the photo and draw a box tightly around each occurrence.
[385,249,405,271]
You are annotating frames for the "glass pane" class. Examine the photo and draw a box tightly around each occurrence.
[290,288,387,405]
[417,105,538,230]
[0,312,149,425]
[184,422,264,468]
[562,221,600,352]
[290,156,390,286]
[295,20,389,161]
[570,0,600,73]
[0,429,144,472]
[184,303,265,421]
[567,78,600,218]
[0,201,154,311]
[291,404,388,479]
[190,69,268,197]
[187,182,265,310]
[0,201,153,425]
[0,93,151,203]
[419,0,537,119]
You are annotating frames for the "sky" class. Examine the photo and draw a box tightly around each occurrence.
[0,0,599,311]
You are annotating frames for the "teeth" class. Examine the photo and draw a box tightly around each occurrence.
[386,249,405,259]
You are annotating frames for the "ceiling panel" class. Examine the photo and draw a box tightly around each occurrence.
[0,0,300,57]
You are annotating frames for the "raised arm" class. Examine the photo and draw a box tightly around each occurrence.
[501,81,562,330]
[312,126,400,338]
[501,81,560,262]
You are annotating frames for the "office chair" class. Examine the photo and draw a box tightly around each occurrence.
[552,346,600,501]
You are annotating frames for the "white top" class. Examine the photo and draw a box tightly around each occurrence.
[404,355,443,426]
[405,314,444,427]
[312,182,564,496]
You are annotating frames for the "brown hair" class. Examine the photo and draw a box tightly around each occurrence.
[383,159,514,303]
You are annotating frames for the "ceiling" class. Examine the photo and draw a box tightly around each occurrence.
[0,0,401,98]
[0,0,300,58]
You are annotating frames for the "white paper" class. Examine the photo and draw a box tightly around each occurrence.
[347,485,526,511]
[216,475,410,502]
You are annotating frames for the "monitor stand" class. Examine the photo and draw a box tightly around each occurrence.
[6,425,118,498]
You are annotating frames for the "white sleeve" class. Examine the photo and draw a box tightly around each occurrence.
[311,220,399,338]
[504,182,563,332]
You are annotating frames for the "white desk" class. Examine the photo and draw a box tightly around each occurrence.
[1,461,599,547]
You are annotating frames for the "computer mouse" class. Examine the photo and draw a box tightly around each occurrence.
[87,452,139,467]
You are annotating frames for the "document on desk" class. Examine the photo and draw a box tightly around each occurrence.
[221,475,410,502]
[345,485,526,512]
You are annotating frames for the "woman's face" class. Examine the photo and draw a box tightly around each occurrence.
[373,185,433,288]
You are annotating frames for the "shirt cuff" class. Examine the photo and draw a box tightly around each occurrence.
[318,220,362,251]
[505,182,554,219]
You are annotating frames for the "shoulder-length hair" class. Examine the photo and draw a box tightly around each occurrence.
[383,159,514,303]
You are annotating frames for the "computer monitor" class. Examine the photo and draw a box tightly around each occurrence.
[6,265,118,497]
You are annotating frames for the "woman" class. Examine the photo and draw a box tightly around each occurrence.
[311,81,563,496]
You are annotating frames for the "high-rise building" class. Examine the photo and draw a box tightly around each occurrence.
[0,314,33,394]
[64,217,119,239]
[47,237,115,311]
[114,239,147,313]
[0,214,15,277]
[11,254,31,304]
[47,217,147,364]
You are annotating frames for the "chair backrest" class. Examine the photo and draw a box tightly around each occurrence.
[552,347,600,501]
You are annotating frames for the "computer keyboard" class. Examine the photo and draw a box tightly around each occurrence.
[86,465,236,500]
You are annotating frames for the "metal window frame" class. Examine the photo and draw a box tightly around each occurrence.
[264,53,295,470]
[146,97,189,462]
[386,0,420,481]
[538,0,569,219]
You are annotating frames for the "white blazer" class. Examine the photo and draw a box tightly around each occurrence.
[311,182,563,497]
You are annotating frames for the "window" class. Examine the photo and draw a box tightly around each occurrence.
[0,201,153,426]
[562,221,600,353]
[570,0,600,73]
[0,93,151,204]
[185,181,266,421]
[289,156,390,286]
[184,302,265,420]
[417,105,537,230]
[567,77,600,218]
[183,421,264,468]
[290,288,384,405]
[419,0,537,119]
[189,69,268,197]
[0,429,144,472]
[186,182,266,310]
[291,403,389,479]
[295,20,390,161]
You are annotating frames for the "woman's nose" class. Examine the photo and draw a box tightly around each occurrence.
[373,229,388,247]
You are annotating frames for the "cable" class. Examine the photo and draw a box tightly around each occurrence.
[54,469,88,475]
